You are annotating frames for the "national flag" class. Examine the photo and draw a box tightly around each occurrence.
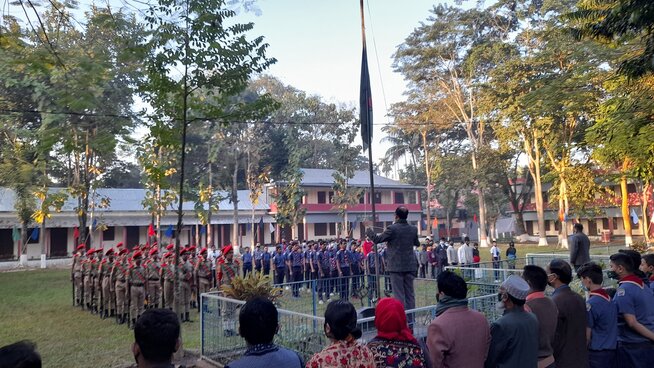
[148,223,155,237]
[432,218,438,228]
[12,226,20,242]
[630,208,639,224]
[31,227,39,241]
[359,26,373,151]
[473,214,478,223]
[269,223,275,233]
[73,226,79,240]
[259,217,264,230]
[92,218,98,231]
[200,225,206,235]
[165,225,174,238]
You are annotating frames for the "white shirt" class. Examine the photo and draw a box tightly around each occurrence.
[458,244,470,264]
[490,245,500,259]
[446,245,458,264]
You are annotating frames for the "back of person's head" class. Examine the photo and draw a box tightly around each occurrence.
[574,223,583,232]
[395,206,409,220]
[576,262,604,285]
[643,254,654,269]
[133,309,180,364]
[618,249,643,275]
[610,252,635,273]
[548,259,573,284]
[239,297,278,345]
[0,341,41,368]
[324,300,361,340]
[437,270,467,299]
[522,265,548,292]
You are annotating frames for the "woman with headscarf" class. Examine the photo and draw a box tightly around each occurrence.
[367,298,428,368]
[306,300,375,368]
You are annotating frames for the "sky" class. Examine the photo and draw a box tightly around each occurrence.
[233,0,451,165]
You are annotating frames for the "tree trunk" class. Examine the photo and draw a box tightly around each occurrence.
[207,162,213,248]
[19,221,29,266]
[471,153,489,247]
[40,218,47,269]
[446,211,451,240]
[532,138,548,246]
[232,152,239,250]
[559,179,569,249]
[642,182,651,244]
[514,212,526,235]
[620,174,633,246]
[422,131,431,237]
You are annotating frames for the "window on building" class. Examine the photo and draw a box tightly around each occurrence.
[374,192,382,204]
[317,191,327,204]
[359,193,365,204]
[240,224,247,236]
[329,223,336,235]
[627,183,637,194]
[407,191,417,204]
[27,229,39,244]
[315,223,327,236]
[554,221,560,231]
[545,220,550,231]
[394,192,405,204]
[328,191,334,203]
[103,227,115,241]
[542,192,549,203]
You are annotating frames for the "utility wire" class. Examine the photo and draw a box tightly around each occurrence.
[366,0,390,125]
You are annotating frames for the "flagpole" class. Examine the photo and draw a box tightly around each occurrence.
[359,0,380,301]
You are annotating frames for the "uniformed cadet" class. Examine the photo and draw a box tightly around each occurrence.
[196,247,212,296]
[72,244,86,307]
[98,248,116,318]
[217,245,240,337]
[283,246,293,285]
[316,243,330,304]
[303,244,313,289]
[145,248,161,309]
[262,246,271,276]
[160,251,175,310]
[290,244,304,297]
[91,249,101,313]
[82,248,96,311]
[609,253,654,367]
[328,245,339,298]
[336,242,351,300]
[577,263,618,368]
[187,246,198,309]
[128,250,147,327]
[112,248,130,324]
[242,247,253,277]
[179,247,194,322]
[253,244,263,274]
[366,246,378,299]
[272,246,286,286]
[351,246,363,294]
[309,243,319,289]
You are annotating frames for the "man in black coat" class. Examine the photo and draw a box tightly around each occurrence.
[569,223,591,271]
[366,206,420,318]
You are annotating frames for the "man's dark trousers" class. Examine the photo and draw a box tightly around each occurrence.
[389,271,416,326]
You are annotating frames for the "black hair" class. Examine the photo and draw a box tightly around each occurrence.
[574,223,583,232]
[437,270,467,299]
[134,309,180,364]
[522,265,548,292]
[239,297,278,345]
[464,236,470,242]
[548,259,573,284]
[395,206,409,220]
[618,249,642,275]
[610,253,634,273]
[324,300,361,340]
[643,254,654,268]
[576,262,604,285]
[0,341,41,368]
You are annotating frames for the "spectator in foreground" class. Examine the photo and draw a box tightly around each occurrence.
[577,262,618,368]
[547,259,588,368]
[485,275,539,368]
[522,265,557,368]
[427,271,489,368]
[0,340,41,368]
[609,253,654,367]
[367,298,428,368]
[226,297,303,368]
[132,309,180,368]
[307,300,375,368]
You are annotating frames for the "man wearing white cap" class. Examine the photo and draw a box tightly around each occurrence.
[485,275,539,368]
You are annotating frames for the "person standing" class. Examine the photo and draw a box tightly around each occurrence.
[609,252,654,367]
[217,245,241,337]
[262,246,272,276]
[99,248,116,318]
[491,241,501,281]
[506,242,517,270]
[336,242,352,300]
[446,242,458,267]
[366,206,420,316]
[418,245,428,279]
[428,271,490,368]
[272,246,286,286]
[132,309,181,368]
[145,248,162,309]
[577,262,618,368]
[82,248,96,311]
[365,246,379,301]
[547,259,589,368]
[485,275,539,368]
[523,265,558,368]
[160,252,175,311]
[128,251,147,327]
[290,244,304,298]
[569,223,591,272]
[112,248,130,324]
[178,248,194,322]
[196,247,213,296]
[253,244,263,274]
[242,247,253,277]
[72,244,86,307]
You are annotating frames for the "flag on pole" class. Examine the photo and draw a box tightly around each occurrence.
[359,20,373,151]
[200,225,206,234]
[473,214,478,223]
[165,225,174,238]
[432,218,439,228]
[12,226,20,242]
[73,226,79,240]
[269,223,275,233]
[148,223,155,237]
[259,217,264,230]
[31,227,39,241]
[630,208,639,224]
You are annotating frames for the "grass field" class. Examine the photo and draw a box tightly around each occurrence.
[0,242,625,367]
[0,269,200,368]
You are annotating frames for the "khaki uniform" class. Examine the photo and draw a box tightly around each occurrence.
[195,257,212,296]
[111,260,128,316]
[145,259,161,308]
[128,263,147,319]
[90,259,99,308]
[98,259,115,313]
[217,258,240,333]
[179,260,194,314]
[72,254,85,305]
[82,258,94,308]
[161,262,175,310]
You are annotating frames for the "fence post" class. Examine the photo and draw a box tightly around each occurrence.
[312,279,317,322]
[200,293,204,356]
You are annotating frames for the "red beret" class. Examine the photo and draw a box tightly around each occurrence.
[179,248,188,256]
[149,248,159,256]
[133,245,140,251]
[187,246,197,253]
[105,248,115,256]
[200,247,208,255]
[116,242,124,248]
[86,248,95,256]
[163,251,172,259]
[222,245,233,254]
[76,244,86,251]
[166,244,174,251]
[119,248,129,255]
[132,250,143,259]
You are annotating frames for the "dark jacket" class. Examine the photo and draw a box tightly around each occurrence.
[366,219,419,273]
[569,231,590,266]
[551,285,589,368]
[485,306,539,368]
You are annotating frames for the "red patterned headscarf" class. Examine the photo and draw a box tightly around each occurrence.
[374,298,417,344]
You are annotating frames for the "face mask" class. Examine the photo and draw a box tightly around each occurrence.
[607,271,619,280]
[580,284,589,292]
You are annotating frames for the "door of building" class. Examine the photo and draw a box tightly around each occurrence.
[125,226,140,249]
[50,228,68,257]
